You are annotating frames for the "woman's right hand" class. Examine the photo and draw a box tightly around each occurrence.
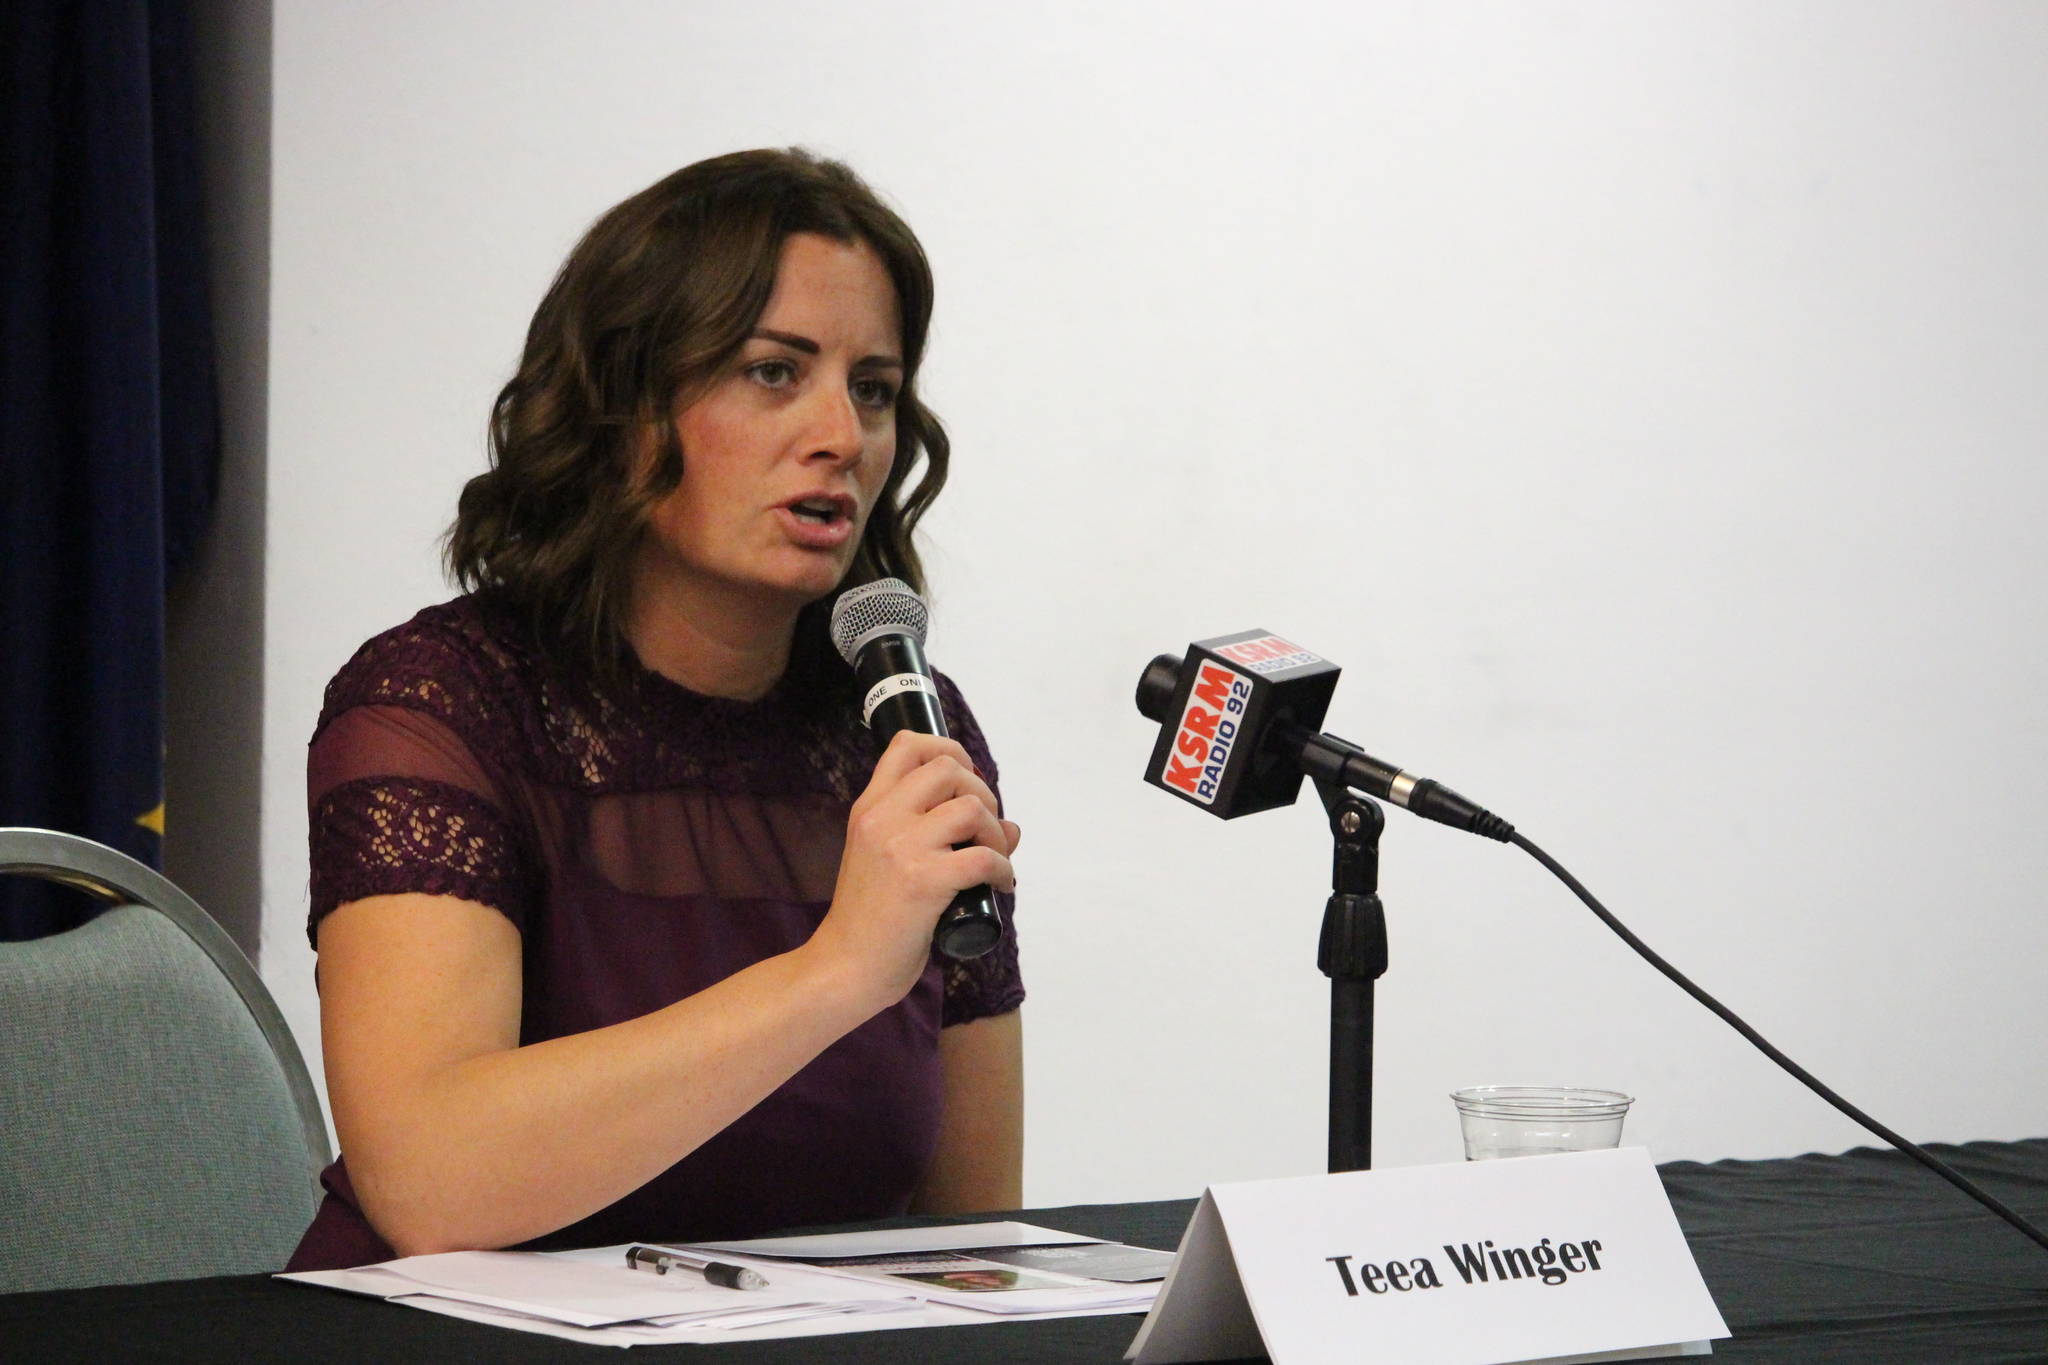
[811,730,1020,1011]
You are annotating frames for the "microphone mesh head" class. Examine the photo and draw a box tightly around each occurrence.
[829,578,929,663]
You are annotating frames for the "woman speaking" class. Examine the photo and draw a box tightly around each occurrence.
[288,150,1023,1270]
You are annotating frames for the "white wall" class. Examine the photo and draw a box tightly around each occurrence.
[256,0,2048,1207]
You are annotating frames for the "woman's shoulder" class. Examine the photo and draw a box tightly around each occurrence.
[313,597,869,797]
[313,595,537,749]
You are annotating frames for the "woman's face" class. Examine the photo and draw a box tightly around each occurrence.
[640,231,903,613]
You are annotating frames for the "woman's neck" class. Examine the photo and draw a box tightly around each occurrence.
[624,571,801,702]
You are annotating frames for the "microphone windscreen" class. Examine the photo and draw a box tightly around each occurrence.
[829,578,929,664]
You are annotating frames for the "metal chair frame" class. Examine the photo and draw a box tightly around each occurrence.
[0,826,332,1181]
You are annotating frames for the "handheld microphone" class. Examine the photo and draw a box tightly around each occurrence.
[830,579,1006,960]
[1135,630,1513,840]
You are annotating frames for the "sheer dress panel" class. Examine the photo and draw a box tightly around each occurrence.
[288,596,1020,1271]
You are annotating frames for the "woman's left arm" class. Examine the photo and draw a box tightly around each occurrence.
[912,1009,1024,1212]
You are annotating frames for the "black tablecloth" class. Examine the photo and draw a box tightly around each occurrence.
[6,1140,2046,1363]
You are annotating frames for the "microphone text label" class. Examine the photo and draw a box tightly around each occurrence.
[1163,661,1255,804]
[1214,634,1322,675]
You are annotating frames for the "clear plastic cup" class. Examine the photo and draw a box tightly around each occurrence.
[1451,1086,1634,1161]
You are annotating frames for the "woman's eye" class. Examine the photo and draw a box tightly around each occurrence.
[852,376,898,410]
[747,359,798,389]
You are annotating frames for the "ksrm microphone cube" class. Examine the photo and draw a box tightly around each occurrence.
[1135,632,1513,839]
[1135,631,1340,820]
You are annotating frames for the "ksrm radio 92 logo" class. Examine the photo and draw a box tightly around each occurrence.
[1162,660,1254,805]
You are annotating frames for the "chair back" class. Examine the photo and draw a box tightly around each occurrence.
[0,829,331,1293]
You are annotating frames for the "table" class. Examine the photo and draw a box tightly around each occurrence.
[6,1139,2046,1362]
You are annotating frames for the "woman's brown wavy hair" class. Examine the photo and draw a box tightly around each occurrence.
[446,148,948,692]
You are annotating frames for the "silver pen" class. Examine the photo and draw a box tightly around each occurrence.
[626,1244,770,1290]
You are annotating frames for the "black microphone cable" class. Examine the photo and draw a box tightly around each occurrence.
[1501,826,2048,1258]
[1286,722,2048,1254]
[1139,639,2046,1251]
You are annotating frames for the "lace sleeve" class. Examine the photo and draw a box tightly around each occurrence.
[306,703,536,944]
[933,671,1025,1026]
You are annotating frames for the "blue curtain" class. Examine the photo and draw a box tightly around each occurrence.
[2,0,219,938]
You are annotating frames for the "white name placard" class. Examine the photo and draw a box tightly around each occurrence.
[1127,1147,1728,1365]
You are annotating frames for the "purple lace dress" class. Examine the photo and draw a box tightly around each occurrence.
[285,596,1022,1271]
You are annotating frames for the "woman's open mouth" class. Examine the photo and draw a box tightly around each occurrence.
[790,498,843,525]
[777,494,858,548]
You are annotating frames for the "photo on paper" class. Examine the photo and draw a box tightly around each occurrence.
[971,1242,1176,1282]
[818,1251,1076,1293]
[891,1267,1074,1294]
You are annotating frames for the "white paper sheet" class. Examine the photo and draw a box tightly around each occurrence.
[278,1228,1160,1348]
[686,1220,1103,1259]
[283,1248,911,1330]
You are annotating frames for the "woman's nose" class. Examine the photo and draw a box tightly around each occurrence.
[801,385,865,465]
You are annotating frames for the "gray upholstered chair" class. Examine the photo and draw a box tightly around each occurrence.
[0,828,331,1293]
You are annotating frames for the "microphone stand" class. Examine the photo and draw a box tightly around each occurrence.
[1314,777,1386,1173]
